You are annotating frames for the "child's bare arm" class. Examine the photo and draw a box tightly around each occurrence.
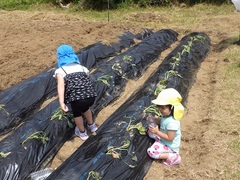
[149,126,175,142]
[56,74,68,112]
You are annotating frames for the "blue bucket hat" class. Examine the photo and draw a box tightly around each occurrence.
[56,44,80,67]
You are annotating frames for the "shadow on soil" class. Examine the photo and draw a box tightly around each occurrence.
[213,37,240,52]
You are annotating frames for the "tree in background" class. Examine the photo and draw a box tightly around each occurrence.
[0,0,232,10]
[77,0,231,10]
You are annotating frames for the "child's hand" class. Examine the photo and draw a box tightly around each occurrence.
[146,116,152,122]
[60,103,69,112]
[149,125,159,134]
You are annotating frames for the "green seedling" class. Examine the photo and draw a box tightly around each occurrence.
[123,55,132,62]
[181,35,205,55]
[106,140,137,168]
[112,62,126,79]
[51,107,66,120]
[96,75,113,87]
[171,52,181,69]
[87,171,102,180]
[193,35,206,42]
[154,70,182,96]
[181,40,192,55]
[154,81,166,96]
[0,104,9,116]
[165,70,183,80]
[143,104,161,117]
[123,55,136,68]
[51,107,74,128]
[111,63,122,73]
[21,131,49,145]
[127,122,146,135]
[0,151,11,158]
[125,116,146,135]
[154,70,182,97]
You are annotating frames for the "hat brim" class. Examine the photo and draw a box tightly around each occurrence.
[152,99,185,120]
[151,99,170,105]
[58,56,80,67]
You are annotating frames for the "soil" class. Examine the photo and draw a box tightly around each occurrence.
[0,5,240,179]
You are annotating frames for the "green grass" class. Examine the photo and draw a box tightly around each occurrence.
[229,139,240,179]
[75,4,235,27]
[230,139,240,154]
[213,45,240,116]
[225,48,240,87]
[224,46,240,178]
[0,1,236,33]
[0,0,49,10]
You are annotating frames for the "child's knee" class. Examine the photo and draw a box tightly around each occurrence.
[147,146,161,159]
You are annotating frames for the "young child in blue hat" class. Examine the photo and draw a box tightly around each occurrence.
[54,44,98,141]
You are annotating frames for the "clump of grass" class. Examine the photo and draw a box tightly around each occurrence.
[230,139,240,154]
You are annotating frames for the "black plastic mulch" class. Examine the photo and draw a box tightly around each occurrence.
[46,32,211,180]
[0,30,152,136]
[92,29,179,115]
[0,29,178,180]
[77,29,154,69]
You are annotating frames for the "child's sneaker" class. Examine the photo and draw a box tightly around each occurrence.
[163,153,181,167]
[75,127,89,141]
[87,123,98,133]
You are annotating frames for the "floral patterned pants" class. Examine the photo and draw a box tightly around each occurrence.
[147,130,174,159]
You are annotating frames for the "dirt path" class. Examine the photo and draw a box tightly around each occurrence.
[0,6,240,179]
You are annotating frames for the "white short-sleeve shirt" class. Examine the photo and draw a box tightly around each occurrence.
[54,63,89,77]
